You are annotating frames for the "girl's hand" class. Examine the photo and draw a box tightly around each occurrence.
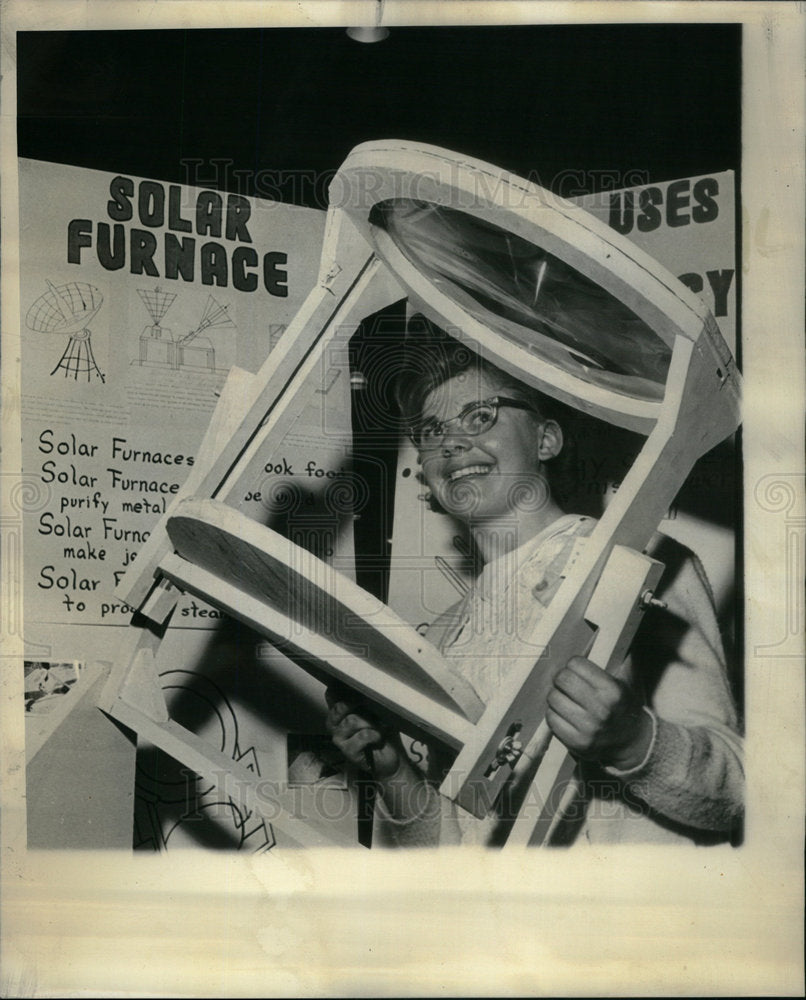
[546,656,653,771]
[325,687,402,780]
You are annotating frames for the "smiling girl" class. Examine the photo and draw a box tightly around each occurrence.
[326,324,743,847]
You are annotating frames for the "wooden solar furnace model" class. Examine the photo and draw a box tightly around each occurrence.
[102,142,741,847]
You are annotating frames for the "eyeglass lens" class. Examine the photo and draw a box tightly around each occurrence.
[417,400,497,448]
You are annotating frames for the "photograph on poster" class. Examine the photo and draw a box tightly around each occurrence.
[23,660,82,714]
[1,6,803,996]
[13,22,744,852]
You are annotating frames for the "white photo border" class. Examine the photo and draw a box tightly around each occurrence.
[1,3,803,997]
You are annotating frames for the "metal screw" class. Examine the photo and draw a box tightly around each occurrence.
[486,725,524,775]
[640,589,667,611]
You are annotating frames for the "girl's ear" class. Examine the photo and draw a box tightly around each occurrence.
[537,419,563,461]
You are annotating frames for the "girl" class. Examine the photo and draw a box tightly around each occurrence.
[327,329,743,847]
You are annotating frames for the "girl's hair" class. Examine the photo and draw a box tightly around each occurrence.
[396,315,555,426]
[397,314,578,505]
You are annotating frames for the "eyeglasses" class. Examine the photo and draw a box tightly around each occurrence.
[409,396,536,450]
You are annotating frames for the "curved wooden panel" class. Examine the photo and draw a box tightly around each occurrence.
[165,499,484,723]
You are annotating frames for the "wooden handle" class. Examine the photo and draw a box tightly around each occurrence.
[506,545,664,847]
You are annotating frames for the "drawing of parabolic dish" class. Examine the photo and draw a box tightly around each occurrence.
[27,280,103,335]
[26,281,106,382]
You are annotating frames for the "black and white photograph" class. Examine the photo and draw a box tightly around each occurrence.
[1,2,803,996]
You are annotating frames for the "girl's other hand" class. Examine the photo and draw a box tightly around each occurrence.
[546,656,653,771]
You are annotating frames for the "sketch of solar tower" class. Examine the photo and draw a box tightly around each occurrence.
[26,280,106,383]
[137,289,233,373]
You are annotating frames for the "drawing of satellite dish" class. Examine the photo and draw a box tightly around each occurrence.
[26,280,105,382]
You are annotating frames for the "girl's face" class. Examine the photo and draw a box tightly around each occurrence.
[418,370,562,523]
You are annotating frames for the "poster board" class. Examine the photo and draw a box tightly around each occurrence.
[16,158,365,849]
[1,4,803,997]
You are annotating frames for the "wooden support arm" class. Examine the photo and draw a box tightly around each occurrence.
[505,545,664,847]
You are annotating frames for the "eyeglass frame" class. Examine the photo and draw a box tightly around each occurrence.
[408,395,538,450]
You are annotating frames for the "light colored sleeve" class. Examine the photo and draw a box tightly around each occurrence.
[371,740,465,848]
[371,782,445,848]
[604,533,744,834]
[366,602,475,848]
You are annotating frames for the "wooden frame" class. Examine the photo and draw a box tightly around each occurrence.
[99,141,741,844]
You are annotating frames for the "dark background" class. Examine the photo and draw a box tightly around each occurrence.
[17,25,741,202]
